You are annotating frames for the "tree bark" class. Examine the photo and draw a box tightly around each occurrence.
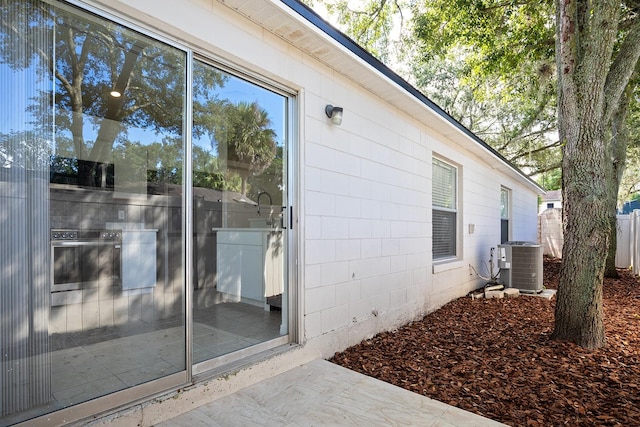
[604,91,631,278]
[553,131,609,348]
[551,0,619,349]
[603,214,620,279]
[552,0,640,347]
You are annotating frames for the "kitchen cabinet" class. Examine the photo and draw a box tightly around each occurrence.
[216,229,282,307]
[122,229,157,291]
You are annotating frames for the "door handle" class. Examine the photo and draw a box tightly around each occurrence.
[280,206,293,229]
[281,206,287,229]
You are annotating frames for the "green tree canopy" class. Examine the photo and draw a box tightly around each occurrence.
[307,0,562,186]
[0,0,188,187]
[208,101,277,197]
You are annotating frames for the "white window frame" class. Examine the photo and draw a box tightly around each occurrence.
[432,157,459,260]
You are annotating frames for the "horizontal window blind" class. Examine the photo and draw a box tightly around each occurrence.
[432,158,456,209]
[433,210,456,258]
[432,158,457,259]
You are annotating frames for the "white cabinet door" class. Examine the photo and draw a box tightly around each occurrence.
[263,232,283,297]
[122,230,157,290]
[216,231,264,304]
[217,241,242,299]
[240,245,263,301]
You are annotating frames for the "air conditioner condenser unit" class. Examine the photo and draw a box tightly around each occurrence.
[497,241,543,293]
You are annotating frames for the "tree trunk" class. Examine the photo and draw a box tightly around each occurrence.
[551,0,619,349]
[604,91,631,278]
[552,133,609,349]
[59,33,146,187]
[603,214,619,279]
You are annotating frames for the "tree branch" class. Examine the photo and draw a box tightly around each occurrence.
[604,16,640,123]
[525,161,562,176]
[511,140,563,159]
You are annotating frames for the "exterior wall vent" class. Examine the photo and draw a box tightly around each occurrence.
[497,241,543,293]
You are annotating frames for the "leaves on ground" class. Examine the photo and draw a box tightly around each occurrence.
[330,258,640,426]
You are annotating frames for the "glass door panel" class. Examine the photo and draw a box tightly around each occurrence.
[1,1,187,423]
[191,60,288,364]
[47,0,188,410]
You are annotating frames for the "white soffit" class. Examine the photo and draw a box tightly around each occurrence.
[217,0,415,101]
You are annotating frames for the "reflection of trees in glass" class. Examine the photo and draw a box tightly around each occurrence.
[0,0,186,187]
[247,145,284,205]
[114,137,182,188]
[191,145,232,191]
[0,131,50,169]
[209,101,277,197]
[0,1,53,172]
[3,2,281,196]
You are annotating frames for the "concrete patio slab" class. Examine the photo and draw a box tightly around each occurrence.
[156,359,508,426]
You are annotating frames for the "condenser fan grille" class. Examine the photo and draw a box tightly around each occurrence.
[498,242,543,293]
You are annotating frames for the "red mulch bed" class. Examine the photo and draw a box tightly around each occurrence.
[330,258,640,426]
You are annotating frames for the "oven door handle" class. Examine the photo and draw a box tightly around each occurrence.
[51,241,120,247]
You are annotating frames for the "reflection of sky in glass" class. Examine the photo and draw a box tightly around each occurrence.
[2,55,285,156]
[50,69,288,154]
[1,63,41,134]
[1,62,54,168]
[117,71,287,152]
[192,71,286,154]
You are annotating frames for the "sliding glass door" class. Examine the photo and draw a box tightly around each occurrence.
[191,60,289,368]
[1,1,293,424]
[1,1,187,423]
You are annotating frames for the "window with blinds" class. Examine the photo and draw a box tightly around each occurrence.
[501,187,510,243]
[432,158,457,259]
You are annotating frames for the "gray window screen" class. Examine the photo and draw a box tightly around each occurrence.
[432,158,457,259]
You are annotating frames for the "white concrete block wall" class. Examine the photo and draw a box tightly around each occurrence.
[302,88,432,340]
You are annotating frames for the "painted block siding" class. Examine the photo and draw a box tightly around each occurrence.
[96,0,539,365]
[302,80,539,342]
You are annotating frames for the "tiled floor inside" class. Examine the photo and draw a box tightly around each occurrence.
[48,301,283,410]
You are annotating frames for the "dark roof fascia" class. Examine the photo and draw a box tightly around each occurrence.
[281,0,545,193]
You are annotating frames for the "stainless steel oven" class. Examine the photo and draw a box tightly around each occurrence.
[50,229,122,292]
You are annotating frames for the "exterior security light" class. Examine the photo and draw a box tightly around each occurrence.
[325,104,343,125]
